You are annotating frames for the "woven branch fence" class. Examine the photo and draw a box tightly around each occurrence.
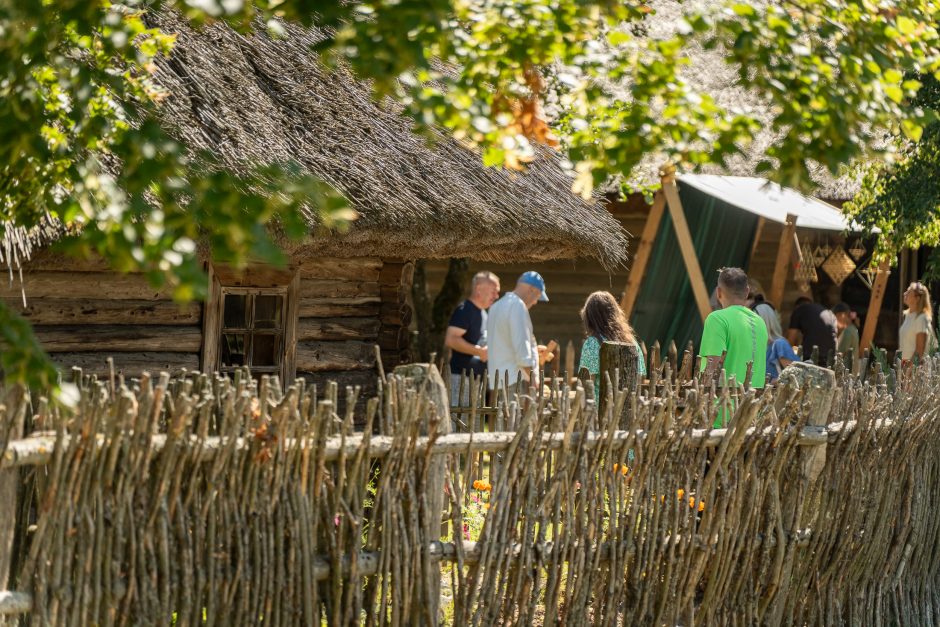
[1,353,940,626]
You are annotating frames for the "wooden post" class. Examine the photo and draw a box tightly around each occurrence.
[0,386,25,592]
[661,171,712,323]
[620,191,667,318]
[747,216,766,271]
[392,363,451,623]
[860,260,891,351]
[598,341,640,429]
[564,340,575,384]
[777,362,834,484]
[769,214,798,309]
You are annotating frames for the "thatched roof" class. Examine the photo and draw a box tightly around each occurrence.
[142,11,628,268]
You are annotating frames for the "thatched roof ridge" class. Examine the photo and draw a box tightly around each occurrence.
[145,11,628,267]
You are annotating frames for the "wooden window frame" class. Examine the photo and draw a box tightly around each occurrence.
[202,263,299,384]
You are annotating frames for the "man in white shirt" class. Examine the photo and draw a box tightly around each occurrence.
[486,271,548,395]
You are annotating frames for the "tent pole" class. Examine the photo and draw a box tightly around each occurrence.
[661,168,712,323]
[860,259,891,351]
[746,217,766,271]
[620,191,666,318]
[769,213,798,308]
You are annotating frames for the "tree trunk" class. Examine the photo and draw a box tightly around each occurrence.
[411,258,471,362]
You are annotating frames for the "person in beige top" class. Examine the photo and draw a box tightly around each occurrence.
[898,281,934,364]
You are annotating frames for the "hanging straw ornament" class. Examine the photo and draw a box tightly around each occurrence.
[848,239,867,260]
[821,245,856,285]
[794,242,818,284]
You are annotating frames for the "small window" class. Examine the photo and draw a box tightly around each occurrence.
[218,290,287,375]
[204,265,298,383]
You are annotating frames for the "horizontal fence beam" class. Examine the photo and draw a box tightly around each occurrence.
[2,420,878,470]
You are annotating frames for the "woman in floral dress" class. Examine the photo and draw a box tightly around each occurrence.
[578,291,646,378]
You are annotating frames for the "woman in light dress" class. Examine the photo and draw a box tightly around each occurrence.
[755,303,799,382]
[898,281,934,364]
[577,291,646,379]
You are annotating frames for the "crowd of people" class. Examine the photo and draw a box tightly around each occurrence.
[445,268,936,407]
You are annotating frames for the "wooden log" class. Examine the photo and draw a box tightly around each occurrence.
[662,172,712,323]
[50,352,199,376]
[565,340,576,382]
[298,257,382,282]
[0,272,169,301]
[377,325,412,351]
[298,370,379,396]
[2,298,201,326]
[599,341,640,429]
[295,318,381,342]
[298,280,379,300]
[1,423,836,471]
[777,362,835,485]
[747,216,766,270]
[769,213,797,309]
[0,251,114,273]
[620,190,666,318]
[212,263,295,288]
[295,341,377,372]
[392,363,451,619]
[35,325,202,353]
[379,285,406,306]
[297,297,381,318]
[0,388,25,592]
[860,259,891,351]
[378,261,410,286]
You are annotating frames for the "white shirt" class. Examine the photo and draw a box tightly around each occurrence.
[485,292,539,389]
[899,311,931,359]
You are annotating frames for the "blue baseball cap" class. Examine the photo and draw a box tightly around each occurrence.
[519,271,549,302]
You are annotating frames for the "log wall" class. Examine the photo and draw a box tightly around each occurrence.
[1,254,202,377]
[2,253,413,388]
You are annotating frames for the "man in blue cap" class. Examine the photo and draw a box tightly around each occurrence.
[486,271,550,396]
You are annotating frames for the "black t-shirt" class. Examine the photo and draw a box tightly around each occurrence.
[788,302,837,361]
[448,300,487,376]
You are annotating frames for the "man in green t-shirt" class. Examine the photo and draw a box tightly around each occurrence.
[700,267,768,427]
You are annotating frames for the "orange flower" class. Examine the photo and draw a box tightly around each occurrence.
[484,503,490,510]
[612,463,629,476]
[472,480,492,492]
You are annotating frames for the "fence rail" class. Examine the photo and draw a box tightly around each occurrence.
[0,355,939,625]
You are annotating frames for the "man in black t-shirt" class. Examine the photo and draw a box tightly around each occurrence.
[787,296,837,364]
[446,271,501,406]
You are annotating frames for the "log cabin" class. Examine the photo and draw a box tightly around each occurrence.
[0,12,628,394]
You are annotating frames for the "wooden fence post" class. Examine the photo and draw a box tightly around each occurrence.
[0,386,26,592]
[393,363,451,625]
[777,362,834,484]
[599,341,640,429]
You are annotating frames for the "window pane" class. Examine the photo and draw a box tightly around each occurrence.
[252,333,281,367]
[223,294,248,329]
[220,333,246,367]
[254,295,283,329]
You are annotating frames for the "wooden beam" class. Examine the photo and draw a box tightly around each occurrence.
[860,259,891,351]
[769,214,798,309]
[746,217,766,271]
[620,191,666,318]
[662,174,711,323]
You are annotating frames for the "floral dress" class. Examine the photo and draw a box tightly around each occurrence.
[578,336,647,377]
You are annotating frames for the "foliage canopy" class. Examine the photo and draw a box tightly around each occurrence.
[3,0,940,393]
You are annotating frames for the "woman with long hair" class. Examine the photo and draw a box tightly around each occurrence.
[578,291,646,378]
[755,302,799,382]
[899,281,935,363]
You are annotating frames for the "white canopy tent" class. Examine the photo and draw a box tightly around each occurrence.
[620,168,887,352]
[678,174,863,232]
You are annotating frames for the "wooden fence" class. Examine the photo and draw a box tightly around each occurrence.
[1,353,940,625]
